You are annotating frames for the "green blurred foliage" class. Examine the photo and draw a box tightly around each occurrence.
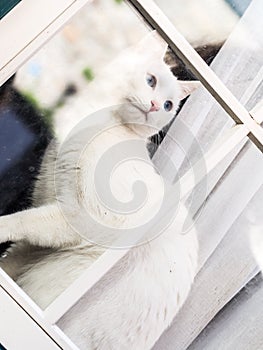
[82,67,95,82]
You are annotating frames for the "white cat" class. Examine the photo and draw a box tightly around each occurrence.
[0,31,199,349]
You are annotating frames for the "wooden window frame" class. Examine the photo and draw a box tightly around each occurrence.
[0,0,262,348]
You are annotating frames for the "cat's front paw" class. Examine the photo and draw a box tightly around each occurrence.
[0,216,13,243]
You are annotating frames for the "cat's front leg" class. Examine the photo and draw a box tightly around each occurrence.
[0,204,82,248]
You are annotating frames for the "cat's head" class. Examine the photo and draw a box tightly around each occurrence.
[115,31,200,138]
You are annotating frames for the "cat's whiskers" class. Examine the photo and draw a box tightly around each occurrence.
[124,96,149,121]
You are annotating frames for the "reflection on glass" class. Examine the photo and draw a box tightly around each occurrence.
[0,0,262,349]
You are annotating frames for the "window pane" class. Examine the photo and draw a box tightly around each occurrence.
[0,0,262,349]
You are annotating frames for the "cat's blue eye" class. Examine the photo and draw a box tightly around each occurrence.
[146,74,157,88]
[164,100,173,112]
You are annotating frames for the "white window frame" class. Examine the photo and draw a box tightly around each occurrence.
[0,0,92,87]
[0,0,263,349]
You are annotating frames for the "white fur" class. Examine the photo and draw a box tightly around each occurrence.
[0,31,198,349]
[54,31,199,142]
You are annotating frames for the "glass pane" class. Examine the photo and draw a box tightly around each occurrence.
[0,1,262,349]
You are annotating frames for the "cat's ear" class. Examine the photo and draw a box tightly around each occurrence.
[137,30,168,59]
[177,80,201,100]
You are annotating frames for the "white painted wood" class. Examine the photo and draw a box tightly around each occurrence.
[0,270,79,350]
[196,142,263,269]
[188,273,263,350]
[0,287,61,350]
[251,98,263,124]
[0,0,73,69]
[153,159,263,350]
[0,0,92,87]
[127,0,263,151]
[179,125,249,199]
[186,185,263,350]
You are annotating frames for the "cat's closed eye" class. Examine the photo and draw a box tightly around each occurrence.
[146,73,157,88]
[164,100,173,112]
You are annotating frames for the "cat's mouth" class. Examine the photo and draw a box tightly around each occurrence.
[125,98,149,121]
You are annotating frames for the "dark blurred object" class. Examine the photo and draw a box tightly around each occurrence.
[149,42,223,157]
[0,342,7,350]
[0,0,21,20]
[167,43,223,81]
[0,76,53,254]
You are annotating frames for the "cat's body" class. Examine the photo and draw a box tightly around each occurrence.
[0,32,198,349]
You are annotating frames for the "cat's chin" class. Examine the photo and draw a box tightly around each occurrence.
[114,102,167,139]
[127,123,159,139]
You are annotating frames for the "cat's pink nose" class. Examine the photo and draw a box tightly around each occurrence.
[150,100,160,112]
